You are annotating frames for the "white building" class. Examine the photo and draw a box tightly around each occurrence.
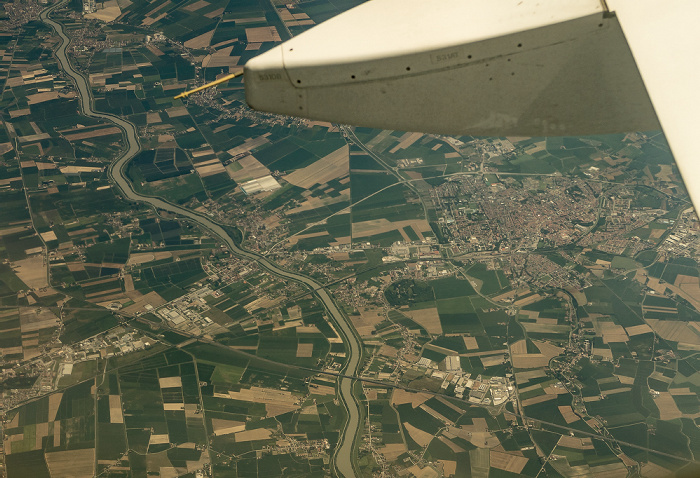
[240,175,281,195]
[445,355,461,373]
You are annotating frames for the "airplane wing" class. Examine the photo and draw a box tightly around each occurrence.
[244,0,700,207]
[606,0,700,207]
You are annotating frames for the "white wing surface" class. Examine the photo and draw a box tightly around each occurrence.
[244,0,700,206]
[607,0,700,207]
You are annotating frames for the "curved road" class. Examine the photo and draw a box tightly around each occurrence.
[41,3,361,477]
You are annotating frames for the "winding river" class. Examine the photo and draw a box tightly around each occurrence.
[40,3,361,476]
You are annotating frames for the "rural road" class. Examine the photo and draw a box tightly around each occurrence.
[41,3,362,476]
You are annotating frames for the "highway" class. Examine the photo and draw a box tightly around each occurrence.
[41,3,362,477]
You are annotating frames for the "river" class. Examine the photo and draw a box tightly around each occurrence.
[40,3,361,476]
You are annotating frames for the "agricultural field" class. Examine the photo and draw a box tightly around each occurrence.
[191,275,340,368]
[380,387,545,477]
[381,274,512,380]
[2,0,700,476]
[2,339,333,477]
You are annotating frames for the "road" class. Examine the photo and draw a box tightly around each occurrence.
[41,3,362,477]
[343,126,432,222]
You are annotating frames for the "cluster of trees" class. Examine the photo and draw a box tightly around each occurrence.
[384,279,434,306]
